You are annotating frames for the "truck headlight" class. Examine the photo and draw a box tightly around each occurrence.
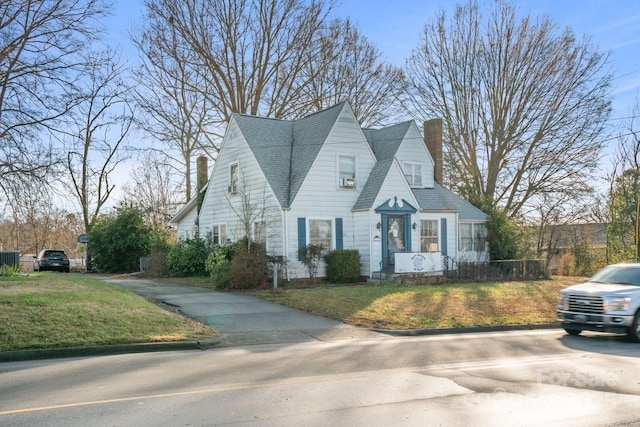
[559,295,568,310]
[605,297,630,311]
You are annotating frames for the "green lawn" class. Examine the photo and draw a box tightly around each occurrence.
[0,273,218,352]
[249,277,583,330]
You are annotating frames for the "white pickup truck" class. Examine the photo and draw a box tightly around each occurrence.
[557,263,640,342]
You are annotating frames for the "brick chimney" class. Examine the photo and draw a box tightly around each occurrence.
[196,155,208,192]
[424,118,443,185]
[196,155,208,213]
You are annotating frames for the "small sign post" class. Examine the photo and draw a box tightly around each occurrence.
[77,234,89,272]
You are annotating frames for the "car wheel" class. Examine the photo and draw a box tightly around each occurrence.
[628,312,640,343]
[564,328,581,336]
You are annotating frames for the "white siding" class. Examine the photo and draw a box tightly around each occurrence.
[175,207,198,240]
[395,124,435,188]
[198,118,283,253]
[353,211,374,276]
[287,105,377,278]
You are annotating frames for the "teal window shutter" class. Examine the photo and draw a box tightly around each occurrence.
[297,217,306,261]
[404,214,412,252]
[441,218,448,255]
[335,218,343,250]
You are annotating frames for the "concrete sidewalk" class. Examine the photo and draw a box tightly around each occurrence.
[101,277,386,347]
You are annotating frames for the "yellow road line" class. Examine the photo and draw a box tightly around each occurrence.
[0,373,371,416]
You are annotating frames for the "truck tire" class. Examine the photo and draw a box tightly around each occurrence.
[628,312,640,343]
[564,328,581,336]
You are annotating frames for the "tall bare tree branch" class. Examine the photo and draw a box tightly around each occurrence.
[0,0,109,199]
[404,0,612,217]
[130,15,219,201]
[298,18,405,127]
[65,49,132,234]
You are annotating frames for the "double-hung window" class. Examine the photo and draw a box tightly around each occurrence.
[338,155,356,188]
[460,223,487,252]
[309,219,333,249]
[212,224,227,245]
[254,221,266,244]
[403,162,423,187]
[420,220,438,252]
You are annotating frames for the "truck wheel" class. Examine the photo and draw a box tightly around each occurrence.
[564,328,581,336]
[628,312,640,343]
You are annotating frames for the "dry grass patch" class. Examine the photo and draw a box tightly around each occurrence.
[252,277,583,330]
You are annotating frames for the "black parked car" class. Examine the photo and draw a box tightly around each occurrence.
[33,249,70,273]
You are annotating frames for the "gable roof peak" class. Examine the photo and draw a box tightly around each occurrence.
[363,120,414,161]
[297,101,349,121]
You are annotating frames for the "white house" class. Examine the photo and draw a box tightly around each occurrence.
[169,102,488,279]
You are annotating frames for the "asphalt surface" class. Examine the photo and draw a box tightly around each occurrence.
[102,277,386,347]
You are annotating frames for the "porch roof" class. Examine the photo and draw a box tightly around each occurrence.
[412,184,488,220]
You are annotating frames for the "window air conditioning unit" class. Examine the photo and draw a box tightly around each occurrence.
[228,184,237,194]
[340,178,356,188]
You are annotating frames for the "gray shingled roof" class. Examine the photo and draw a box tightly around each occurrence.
[353,162,487,220]
[290,103,345,204]
[234,114,293,206]
[412,184,488,220]
[353,159,394,211]
[232,102,486,222]
[233,102,345,208]
[363,121,413,160]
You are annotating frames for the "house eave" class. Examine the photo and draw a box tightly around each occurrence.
[168,195,199,226]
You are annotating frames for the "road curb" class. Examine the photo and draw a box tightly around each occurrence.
[0,337,223,363]
[371,323,561,336]
[1,325,563,363]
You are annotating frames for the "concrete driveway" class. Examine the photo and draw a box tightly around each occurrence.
[100,277,385,347]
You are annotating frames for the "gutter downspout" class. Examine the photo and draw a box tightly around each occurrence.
[369,209,374,279]
[282,209,289,281]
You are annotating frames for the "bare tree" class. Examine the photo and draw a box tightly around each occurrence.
[0,180,54,254]
[120,152,185,232]
[65,49,133,234]
[137,0,335,123]
[130,20,219,201]
[0,0,109,203]
[523,191,596,272]
[226,167,276,251]
[605,100,640,262]
[404,0,612,216]
[299,18,405,127]
[133,0,407,202]
[0,179,85,257]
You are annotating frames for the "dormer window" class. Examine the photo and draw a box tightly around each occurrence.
[403,162,423,187]
[338,155,356,188]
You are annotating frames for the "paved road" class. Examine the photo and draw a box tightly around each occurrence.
[101,277,385,346]
[2,329,639,426]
